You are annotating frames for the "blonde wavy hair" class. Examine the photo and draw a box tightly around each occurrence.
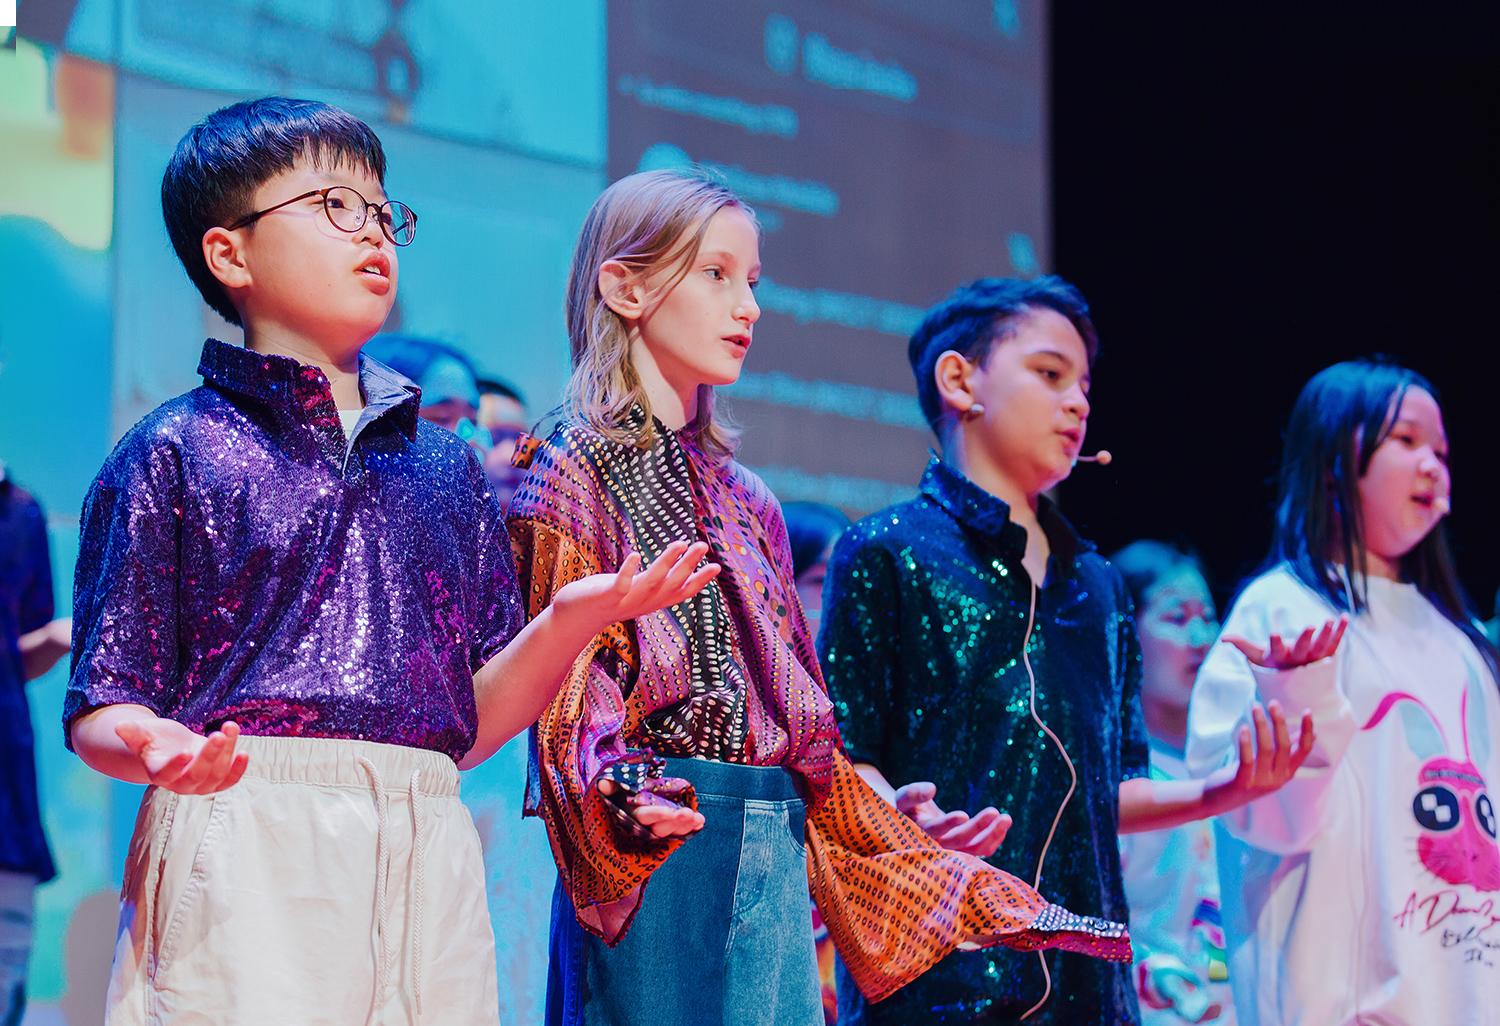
[563,168,755,459]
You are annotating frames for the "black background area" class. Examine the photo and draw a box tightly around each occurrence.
[1051,4,1500,613]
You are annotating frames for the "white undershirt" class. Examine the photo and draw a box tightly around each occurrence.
[338,408,364,441]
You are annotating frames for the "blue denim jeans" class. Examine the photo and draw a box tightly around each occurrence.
[547,757,822,1026]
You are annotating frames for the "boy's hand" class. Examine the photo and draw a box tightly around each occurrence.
[598,777,705,839]
[114,718,250,795]
[1223,615,1348,670]
[894,781,1011,857]
[1207,701,1316,810]
[553,540,721,635]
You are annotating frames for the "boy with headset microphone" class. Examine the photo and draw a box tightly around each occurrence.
[819,276,1331,1025]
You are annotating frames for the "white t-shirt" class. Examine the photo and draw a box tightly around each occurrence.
[1186,566,1500,1026]
[338,408,363,442]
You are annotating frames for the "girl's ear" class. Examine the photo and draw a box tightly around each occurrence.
[933,350,982,419]
[598,260,646,321]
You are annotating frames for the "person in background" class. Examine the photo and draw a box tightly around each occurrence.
[783,501,850,640]
[364,333,489,446]
[783,500,852,1023]
[1112,541,1232,1025]
[0,465,69,1026]
[476,376,530,508]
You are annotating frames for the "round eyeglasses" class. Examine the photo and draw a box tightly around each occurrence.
[227,186,418,246]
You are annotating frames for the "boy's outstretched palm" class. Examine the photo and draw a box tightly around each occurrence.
[1213,701,1317,805]
[895,781,1011,857]
[115,718,250,794]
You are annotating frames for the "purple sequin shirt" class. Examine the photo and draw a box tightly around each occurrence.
[64,339,522,761]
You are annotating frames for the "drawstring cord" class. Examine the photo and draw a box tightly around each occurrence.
[356,758,430,1025]
[408,768,426,1022]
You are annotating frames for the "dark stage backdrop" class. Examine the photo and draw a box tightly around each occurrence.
[1050,5,1500,616]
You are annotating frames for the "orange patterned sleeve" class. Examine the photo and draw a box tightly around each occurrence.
[806,752,1131,1002]
[506,515,698,944]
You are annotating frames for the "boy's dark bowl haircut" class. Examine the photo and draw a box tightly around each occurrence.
[162,96,387,327]
[907,275,1098,436]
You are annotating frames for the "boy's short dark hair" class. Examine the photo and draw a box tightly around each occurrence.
[162,96,387,327]
[907,275,1099,436]
[477,377,526,405]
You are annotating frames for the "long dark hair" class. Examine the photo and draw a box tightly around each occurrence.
[1268,359,1494,671]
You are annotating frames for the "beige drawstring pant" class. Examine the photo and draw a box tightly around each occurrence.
[104,735,500,1026]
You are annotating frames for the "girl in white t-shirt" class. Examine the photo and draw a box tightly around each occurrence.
[1186,359,1500,1026]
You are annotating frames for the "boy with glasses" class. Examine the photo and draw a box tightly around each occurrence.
[65,96,718,1026]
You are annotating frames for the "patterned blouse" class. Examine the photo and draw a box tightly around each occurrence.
[506,414,1130,1001]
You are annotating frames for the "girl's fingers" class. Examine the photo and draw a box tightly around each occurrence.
[636,805,704,837]
[1294,711,1316,764]
[1223,636,1265,664]
[661,542,709,591]
[613,552,644,592]
[1267,634,1289,666]
[1251,705,1273,771]
[676,564,721,598]
[1288,626,1316,664]
[1267,701,1292,776]
[1235,725,1254,781]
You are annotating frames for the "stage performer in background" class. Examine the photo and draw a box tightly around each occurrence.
[1186,359,1500,1026]
[1113,541,1234,1025]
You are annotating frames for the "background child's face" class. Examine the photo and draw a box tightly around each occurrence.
[230,157,398,353]
[794,542,835,635]
[635,205,761,392]
[962,307,1091,496]
[1137,568,1219,721]
[1357,386,1450,562]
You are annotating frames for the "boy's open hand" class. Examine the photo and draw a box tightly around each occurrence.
[895,781,1012,857]
[553,540,721,635]
[1207,701,1316,811]
[1223,615,1348,670]
[114,718,250,795]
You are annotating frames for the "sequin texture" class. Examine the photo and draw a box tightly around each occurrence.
[821,456,1150,1024]
[64,339,522,761]
[508,420,1131,1003]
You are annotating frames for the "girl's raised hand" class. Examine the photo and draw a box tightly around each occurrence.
[552,541,721,634]
[1223,614,1348,670]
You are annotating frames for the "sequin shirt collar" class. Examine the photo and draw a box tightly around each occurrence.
[918,454,1092,569]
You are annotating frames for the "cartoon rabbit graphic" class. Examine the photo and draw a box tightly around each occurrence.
[1361,660,1500,892]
